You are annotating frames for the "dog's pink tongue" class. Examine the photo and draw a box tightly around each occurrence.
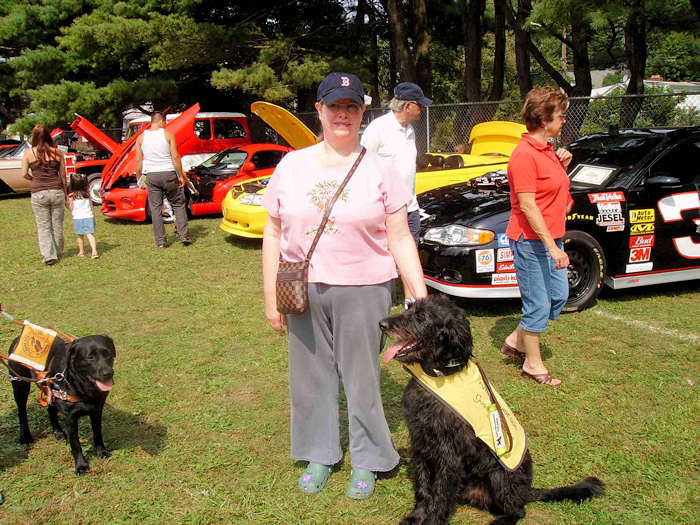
[94,378,113,392]
[383,342,402,363]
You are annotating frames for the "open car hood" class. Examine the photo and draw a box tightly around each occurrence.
[251,101,317,150]
[70,114,119,153]
[101,104,200,191]
[467,121,525,156]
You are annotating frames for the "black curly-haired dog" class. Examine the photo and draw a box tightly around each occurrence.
[380,295,603,524]
[8,334,116,475]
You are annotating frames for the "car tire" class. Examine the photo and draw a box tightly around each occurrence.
[562,230,606,312]
[87,173,103,205]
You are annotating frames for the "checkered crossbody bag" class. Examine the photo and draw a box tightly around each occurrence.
[276,147,366,314]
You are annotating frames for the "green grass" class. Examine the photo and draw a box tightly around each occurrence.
[0,194,698,524]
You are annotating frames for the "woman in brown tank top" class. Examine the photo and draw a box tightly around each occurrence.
[21,125,67,265]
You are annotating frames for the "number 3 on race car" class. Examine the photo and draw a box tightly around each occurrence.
[658,191,700,259]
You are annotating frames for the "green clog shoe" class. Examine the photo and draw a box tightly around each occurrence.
[346,468,376,499]
[298,463,332,494]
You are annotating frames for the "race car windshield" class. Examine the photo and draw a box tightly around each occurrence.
[568,134,662,171]
[200,150,247,169]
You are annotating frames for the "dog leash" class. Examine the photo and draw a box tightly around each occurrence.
[473,359,514,456]
[0,304,76,342]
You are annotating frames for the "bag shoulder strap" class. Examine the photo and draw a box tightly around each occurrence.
[305,146,366,261]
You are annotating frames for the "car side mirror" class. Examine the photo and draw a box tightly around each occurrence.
[240,161,256,172]
[645,173,682,190]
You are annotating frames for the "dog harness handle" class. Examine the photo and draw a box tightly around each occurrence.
[474,360,514,455]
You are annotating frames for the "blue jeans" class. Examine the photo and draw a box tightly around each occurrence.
[510,237,568,333]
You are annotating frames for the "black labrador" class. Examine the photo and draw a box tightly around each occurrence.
[380,295,603,524]
[8,334,116,475]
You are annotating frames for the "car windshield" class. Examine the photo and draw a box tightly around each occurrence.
[0,142,29,159]
[199,150,248,169]
[568,134,663,171]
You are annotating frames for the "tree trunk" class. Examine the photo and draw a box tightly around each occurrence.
[562,19,593,143]
[412,0,432,96]
[381,0,416,82]
[505,0,532,98]
[621,0,646,128]
[460,0,485,102]
[489,0,506,102]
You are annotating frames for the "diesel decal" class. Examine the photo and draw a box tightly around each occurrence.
[629,209,655,223]
[630,235,654,248]
[629,247,651,263]
[630,222,655,234]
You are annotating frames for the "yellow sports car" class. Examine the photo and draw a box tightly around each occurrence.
[220,103,525,239]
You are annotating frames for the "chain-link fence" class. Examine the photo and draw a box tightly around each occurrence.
[298,92,700,153]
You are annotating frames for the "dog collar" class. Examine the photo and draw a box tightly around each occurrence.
[431,359,466,377]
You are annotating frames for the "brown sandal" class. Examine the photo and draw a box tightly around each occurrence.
[501,342,525,362]
[521,370,562,386]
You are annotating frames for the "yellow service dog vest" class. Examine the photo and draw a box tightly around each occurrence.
[404,358,528,471]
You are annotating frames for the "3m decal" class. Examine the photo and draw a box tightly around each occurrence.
[630,235,654,248]
[658,191,700,259]
[629,209,655,223]
[497,247,514,262]
[496,262,515,273]
[567,213,594,221]
[491,273,518,285]
[625,262,653,273]
[630,222,655,234]
[497,233,509,247]
[475,249,495,273]
[588,191,625,203]
[629,247,651,263]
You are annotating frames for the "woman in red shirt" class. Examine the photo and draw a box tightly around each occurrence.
[501,87,573,387]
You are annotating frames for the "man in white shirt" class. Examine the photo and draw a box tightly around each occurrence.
[135,112,191,247]
[361,82,432,306]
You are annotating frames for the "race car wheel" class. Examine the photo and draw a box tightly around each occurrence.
[87,173,103,205]
[563,230,606,312]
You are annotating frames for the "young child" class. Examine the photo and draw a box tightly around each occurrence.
[67,173,99,259]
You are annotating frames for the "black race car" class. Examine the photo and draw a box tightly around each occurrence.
[417,127,700,311]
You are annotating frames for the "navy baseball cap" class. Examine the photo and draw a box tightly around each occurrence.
[317,72,366,105]
[394,82,433,107]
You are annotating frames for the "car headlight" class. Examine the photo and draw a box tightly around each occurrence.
[423,225,495,246]
[239,193,263,206]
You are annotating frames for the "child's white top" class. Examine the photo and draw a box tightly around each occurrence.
[71,198,94,220]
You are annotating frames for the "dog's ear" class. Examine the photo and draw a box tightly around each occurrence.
[100,335,116,358]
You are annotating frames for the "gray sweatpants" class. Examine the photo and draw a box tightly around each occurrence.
[30,189,65,263]
[286,281,399,472]
[145,170,189,246]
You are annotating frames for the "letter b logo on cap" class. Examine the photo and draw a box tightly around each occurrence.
[341,76,350,86]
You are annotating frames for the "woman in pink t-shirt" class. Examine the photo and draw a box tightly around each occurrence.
[262,72,427,500]
[502,87,573,387]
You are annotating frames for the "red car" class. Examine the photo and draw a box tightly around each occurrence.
[101,142,291,221]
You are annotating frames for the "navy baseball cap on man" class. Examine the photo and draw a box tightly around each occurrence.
[317,72,366,105]
[395,82,433,107]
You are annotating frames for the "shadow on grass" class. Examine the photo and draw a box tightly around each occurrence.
[224,235,262,251]
[599,279,700,304]
[0,402,167,472]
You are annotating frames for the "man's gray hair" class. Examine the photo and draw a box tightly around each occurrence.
[389,98,409,112]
